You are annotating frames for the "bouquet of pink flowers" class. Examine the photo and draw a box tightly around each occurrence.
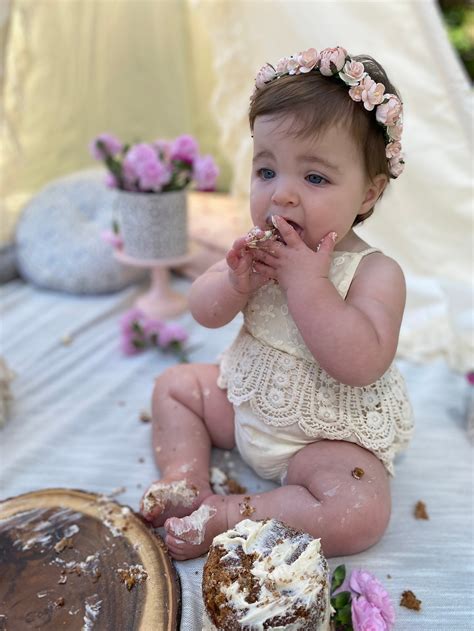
[89,133,219,194]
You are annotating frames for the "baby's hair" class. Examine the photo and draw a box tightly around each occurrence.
[249,55,402,226]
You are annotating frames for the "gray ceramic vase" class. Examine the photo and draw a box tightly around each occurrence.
[116,190,188,260]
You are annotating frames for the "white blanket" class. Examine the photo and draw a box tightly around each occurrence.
[1,277,472,630]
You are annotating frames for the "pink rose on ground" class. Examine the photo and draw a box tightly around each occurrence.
[119,308,147,332]
[298,48,320,73]
[170,134,199,164]
[350,570,395,630]
[339,60,366,85]
[255,63,277,88]
[105,173,119,189]
[376,95,402,126]
[120,331,142,356]
[89,133,122,160]
[319,46,347,76]
[158,322,189,348]
[352,596,388,631]
[193,155,219,191]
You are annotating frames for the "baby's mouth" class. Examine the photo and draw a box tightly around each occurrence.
[268,218,303,244]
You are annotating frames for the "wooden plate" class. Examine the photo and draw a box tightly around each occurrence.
[0,488,180,630]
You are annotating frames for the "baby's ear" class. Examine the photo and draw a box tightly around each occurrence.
[361,174,388,213]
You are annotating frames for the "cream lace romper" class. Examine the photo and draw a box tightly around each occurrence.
[217,248,414,482]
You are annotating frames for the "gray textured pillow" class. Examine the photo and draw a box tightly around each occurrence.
[15,169,146,294]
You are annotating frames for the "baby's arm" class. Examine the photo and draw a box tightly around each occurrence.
[289,253,405,387]
[189,234,270,328]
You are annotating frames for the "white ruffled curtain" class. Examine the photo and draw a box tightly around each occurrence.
[189,0,473,373]
[1,0,472,372]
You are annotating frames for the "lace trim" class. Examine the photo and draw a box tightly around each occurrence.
[218,329,414,474]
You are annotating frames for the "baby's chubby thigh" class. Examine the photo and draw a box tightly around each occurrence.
[286,439,392,554]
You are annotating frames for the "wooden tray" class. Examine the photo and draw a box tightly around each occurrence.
[0,488,180,630]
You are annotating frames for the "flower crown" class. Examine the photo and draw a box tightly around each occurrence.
[254,47,404,178]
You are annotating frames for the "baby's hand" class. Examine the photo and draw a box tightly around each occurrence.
[226,232,274,295]
[251,215,337,292]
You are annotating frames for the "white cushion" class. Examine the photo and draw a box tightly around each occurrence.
[15,169,146,294]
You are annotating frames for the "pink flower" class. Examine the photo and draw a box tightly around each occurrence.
[89,133,122,160]
[467,371,474,385]
[193,155,219,191]
[360,77,386,111]
[298,48,320,73]
[319,46,347,76]
[105,173,119,189]
[276,56,292,73]
[120,331,142,356]
[255,63,277,88]
[286,56,301,75]
[385,141,402,159]
[339,60,366,85]
[137,158,171,192]
[352,596,388,631]
[170,134,199,164]
[387,120,403,142]
[142,318,165,341]
[100,229,123,249]
[389,157,405,178]
[350,570,395,630]
[376,95,402,126]
[153,139,172,161]
[119,308,147,331]
[123,144,171,192]
[158,322,189,348]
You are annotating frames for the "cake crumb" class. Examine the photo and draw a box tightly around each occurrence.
[139,410,151,423]
[239,496,256,517]
[414,500,429,520]
[351,467,365,480]
[117,565,148,591]
[54,597,65,607]
[400,590,422,611]
[60,334,73,346]
[387,574,392,579]
[138,457,145,463]
[54,537,74,553]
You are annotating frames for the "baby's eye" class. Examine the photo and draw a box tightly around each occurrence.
[306,173,327,185]
[257,168,275,180]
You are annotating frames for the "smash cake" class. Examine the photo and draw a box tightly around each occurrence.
[202,518,331,630]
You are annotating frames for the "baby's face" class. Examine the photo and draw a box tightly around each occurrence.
[250,114,381,251]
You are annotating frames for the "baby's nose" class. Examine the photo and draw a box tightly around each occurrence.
[270,181,298,206]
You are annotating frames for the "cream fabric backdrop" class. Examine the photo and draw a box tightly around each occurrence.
[1,0,472,371]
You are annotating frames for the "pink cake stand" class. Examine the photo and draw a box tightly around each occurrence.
[114,249,193,319]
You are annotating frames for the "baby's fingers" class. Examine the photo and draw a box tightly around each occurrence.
[316,231,338,254]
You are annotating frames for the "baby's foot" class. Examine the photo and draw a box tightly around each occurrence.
[140,476,212,528]
[164,494,228,561]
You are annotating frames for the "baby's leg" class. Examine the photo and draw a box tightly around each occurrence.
[141,363,235,527]
[165,440,391,560]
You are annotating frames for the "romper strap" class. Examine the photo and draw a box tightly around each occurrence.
[335,248,382,299]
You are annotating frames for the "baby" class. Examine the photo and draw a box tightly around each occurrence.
[141,46,413,561]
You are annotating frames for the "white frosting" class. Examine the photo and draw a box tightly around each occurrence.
[142,479,197,514]
[169,504,217,545]
[210,519,330,630]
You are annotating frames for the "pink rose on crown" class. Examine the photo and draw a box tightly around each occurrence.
[376,95,402,126]
[255,63,277,89]
[387,120,403,142]
[319,46,347,76]
[385,141,402,159]
[339,60,366,86]
[360,77,386,111]
[389,157,405,178]
[298,48,320,73]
